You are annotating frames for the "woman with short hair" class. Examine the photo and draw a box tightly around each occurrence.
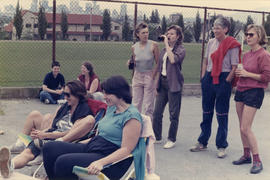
[233,24,270,174]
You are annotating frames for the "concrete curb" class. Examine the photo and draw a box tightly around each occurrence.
[1,84,269,99]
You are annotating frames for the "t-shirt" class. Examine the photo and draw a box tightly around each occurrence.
[43,72,65,91]
[55,111,73,132]
[205,38,239,72]
[97,104,143,147]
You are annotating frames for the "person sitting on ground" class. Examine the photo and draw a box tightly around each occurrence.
[0,80,94,178]
[41,75,144,180]
[40,61,65,104]
[77,61,104,102]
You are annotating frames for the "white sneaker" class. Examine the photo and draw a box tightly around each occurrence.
[217,148,226,158]
[0,146,12,178]
[10,139,25,154]
[27,155,43,166]
[154,139,162,144]
[145,173,160,180]
[57,99,66,105]
[44,99,50,104]
[163,140,175,149]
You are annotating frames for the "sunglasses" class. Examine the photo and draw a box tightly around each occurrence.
[63,92,71,98]
[245,33,254,37]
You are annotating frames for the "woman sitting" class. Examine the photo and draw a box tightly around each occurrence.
[0,80,94,178]
[42,75,143,180]
[78,61,104,101]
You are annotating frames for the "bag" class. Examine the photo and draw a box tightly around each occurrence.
[128,55,135,70]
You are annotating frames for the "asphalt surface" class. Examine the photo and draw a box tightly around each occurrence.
[0,94,270,180]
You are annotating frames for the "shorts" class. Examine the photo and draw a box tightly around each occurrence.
[27,141,41,158]
[234,88,264,109]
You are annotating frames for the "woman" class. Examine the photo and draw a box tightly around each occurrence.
[152,25,186,149]
[0,80,94,178]
[42,76,143,180]
[128,22,159,120]
[78,61,104,101]
[233,24,270,174]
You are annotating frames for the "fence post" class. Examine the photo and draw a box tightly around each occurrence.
[262,12,265,26]
[200,7,207,80]
[133,2,138,44]
[52,0,56,62]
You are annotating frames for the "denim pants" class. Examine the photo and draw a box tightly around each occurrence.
[198,72,232,149]
[132,70,155,120]
[153,76,182,142]
[43,136,133,180]
[40,91,64,104]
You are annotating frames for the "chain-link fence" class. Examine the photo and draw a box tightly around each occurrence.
[0,0,269,87]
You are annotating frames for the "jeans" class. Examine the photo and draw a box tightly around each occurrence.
[132,70,155,120]
[40,91,64,104]
[43,136,133,180]
[153,76,182,142]
[198,72,232,149]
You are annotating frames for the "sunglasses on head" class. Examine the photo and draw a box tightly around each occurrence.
[63,92,71,98]
[245,33,254,37]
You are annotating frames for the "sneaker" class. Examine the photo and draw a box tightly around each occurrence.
[190,142,207,152]
[163,140,175,149]
[57,99,66,105]
[27,154,43,166]
[0,146,12,178]
[250,161,263,174]
[154,139,162,144]
[217,148,226,158]
[44,99,50,104]
[10,139,25,154]
[232,156,252,165]
[145,173,160,180]
[0,130,4,135]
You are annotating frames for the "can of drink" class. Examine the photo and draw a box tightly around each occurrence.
[237,64,243,70]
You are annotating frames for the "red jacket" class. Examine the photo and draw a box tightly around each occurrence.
[211,36,241,84]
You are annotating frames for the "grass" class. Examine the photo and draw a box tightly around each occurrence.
[0,40,235,87]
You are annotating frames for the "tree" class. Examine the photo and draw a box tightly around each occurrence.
[228,17,236,37]
[143,14,149,23]
[177,14,184,31]
[154,9,160,24]
[244,15,254,31]
[184,29,193,43]
[38,5,47,40]
[264,14,270,36]
[13,1,23,40]
[61,10,68,40]
[161,15,167,34]
[209,13,217,38]
[101,9,111,40]
[122,14,131,41]
[193,11,201,42]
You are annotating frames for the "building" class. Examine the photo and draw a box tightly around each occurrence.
[5,10,122,41]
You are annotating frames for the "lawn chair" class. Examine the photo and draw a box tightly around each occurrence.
[31,99,107,178]
[72,114,160,180]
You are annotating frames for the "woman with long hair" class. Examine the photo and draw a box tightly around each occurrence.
[152,25,186,149]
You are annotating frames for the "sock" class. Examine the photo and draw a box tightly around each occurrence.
[243,147,250,158]
[10,159,15,171]
[252,154,261,163]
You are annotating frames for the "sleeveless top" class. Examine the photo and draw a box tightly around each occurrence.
[78,74,102,92]
[134,40,155,72]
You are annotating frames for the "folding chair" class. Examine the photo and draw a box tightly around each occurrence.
[72,114,160,180]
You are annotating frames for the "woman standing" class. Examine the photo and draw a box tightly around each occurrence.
[233,24,270,174]
[152,25,186,149]
[78,61,103,101]
[128,22,159,120]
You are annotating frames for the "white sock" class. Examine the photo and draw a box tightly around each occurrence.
[10,159,15,171]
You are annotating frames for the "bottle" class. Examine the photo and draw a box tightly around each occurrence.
[237,63,243,70]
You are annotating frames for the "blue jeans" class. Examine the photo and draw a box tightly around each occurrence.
[40,91,64,104]
[153,76,182,142]
[198,72,232,149]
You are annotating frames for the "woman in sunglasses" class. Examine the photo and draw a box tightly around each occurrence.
[0,80,94,178]
[233,24,270,174]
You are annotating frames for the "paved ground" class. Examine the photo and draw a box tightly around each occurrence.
[0,94,270,180]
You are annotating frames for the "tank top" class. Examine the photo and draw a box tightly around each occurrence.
[134,40,155,72]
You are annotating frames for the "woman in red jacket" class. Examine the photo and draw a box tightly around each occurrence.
[233,24,270,174]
